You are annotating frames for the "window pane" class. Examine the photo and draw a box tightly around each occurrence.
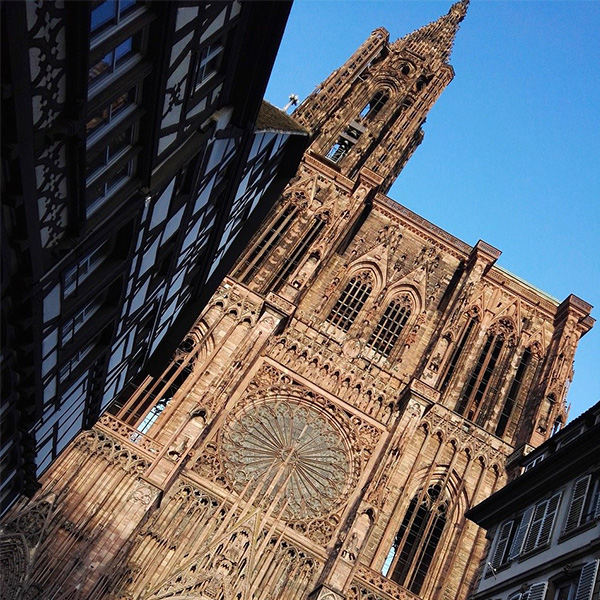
[91,1,117,32]
[89,49,115,84]
[115,38,133,64]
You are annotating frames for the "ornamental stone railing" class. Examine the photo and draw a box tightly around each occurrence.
[351,564,421,600]
[96,413,163,456]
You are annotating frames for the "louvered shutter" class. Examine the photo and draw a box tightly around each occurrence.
[491,520,514,569]
[525,582,548,600]
[574,560,599,600]
[594,483,600,520]
[523,501,547,554]
[564,475,591,532]
[536,492,561,547]
[509,505,534,559]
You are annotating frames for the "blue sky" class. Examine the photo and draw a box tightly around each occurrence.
[265,0,600,420]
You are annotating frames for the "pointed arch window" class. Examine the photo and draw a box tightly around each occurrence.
[495,349,532,437]
[359,91,389,120]
[456,332,504,421]
[271,216,326,291]
[382,484,448,594]
[326,275,372,332]
[439,317,477,393]
[367,296,412,357]
[135,397,170,435]
[326,120,365,164]
[236,205,297,284]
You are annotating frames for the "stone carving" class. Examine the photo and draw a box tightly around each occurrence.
[97,414,163,455]
[74,428,152,475]
[0,493,57,600]
[351,564,422,600]
[25,0,69,247]
[220,398,353,521]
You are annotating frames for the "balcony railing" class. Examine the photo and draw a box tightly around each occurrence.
[352,564,421,600]
[96,413,163,455]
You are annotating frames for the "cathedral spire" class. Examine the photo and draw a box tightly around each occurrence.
[292,1,469,193]
[396,0,469,65]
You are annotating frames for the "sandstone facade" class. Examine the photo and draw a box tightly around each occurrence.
[1,3,593,600]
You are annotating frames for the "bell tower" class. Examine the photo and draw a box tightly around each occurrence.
[293,0,468,193]
[3,4,593,600]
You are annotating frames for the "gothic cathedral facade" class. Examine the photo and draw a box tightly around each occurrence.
[1,3,594,600]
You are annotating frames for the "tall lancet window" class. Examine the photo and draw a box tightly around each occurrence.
[326,274,372,332]
[382,484,448,594]
[439,317,477,393]
[456,332,504,421]
[358,91,389,120]
[367,296,412,357]
[236,205,297,284]
[326,121,364,164]
[495,348,532,437]
[271,216,326,291]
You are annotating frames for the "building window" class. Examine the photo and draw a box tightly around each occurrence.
[563,474,600,533]
[456,332,503,422]
[549,561,600,600]
[86,86,138,138]
[326,274,372,332]
[326,140,351,163]
[87,125,135,181]
[63,241,110,297]
[85,86,139,217]
[495,349,531,437]
[382,484,448,594]
[521,583,548,600]
[91,0,138,33]
[488,518,518,573]
[271,217,326,291]
[89,35,139,86]
[113,363,191,427]
[520,492,562,555]
[237,205,297,284]
[194,41,224,89]
[367,296,411,357]
[135,398,170,436]
[326,121,364,163]
[58,342,95,384]
[359,91,389,120]
[61,298,103,344]
[86,158,136,216]
[439,318,476,392]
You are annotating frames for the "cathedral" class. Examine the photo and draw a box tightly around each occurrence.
[1,3,594,600]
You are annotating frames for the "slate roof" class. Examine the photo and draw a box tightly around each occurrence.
[255,100,308,135]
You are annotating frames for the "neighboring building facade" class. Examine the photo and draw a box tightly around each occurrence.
[466,401,600,600]
[0,3,595,600]
[1,0,306,513]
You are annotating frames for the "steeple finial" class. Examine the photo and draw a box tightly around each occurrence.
[396,0,469,64]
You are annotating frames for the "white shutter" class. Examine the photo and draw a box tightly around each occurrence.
[594,482,600,520]
[574,560,600,600]
[491,520,514,569]
[537,492,561,547]
[565,475,591,532]
[525,582,548,600]
[523,501,547,554]
[509,505,534,559]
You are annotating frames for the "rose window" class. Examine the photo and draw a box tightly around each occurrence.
[220,399,353,520]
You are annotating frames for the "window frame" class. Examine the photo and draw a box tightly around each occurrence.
[326,274,373,333]
[382,484,449,595]
[456,332,504,422]
[366,295,412,358]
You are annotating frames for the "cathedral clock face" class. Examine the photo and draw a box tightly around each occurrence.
[220,399,353,521]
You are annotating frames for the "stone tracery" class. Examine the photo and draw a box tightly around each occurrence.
[220,398,354,521]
